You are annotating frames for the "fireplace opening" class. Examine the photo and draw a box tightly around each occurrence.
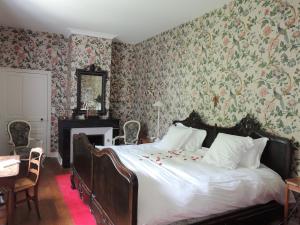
[70,127,113,164]
[87,134,104,147]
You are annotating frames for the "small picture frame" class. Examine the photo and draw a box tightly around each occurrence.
[87,109,97,117]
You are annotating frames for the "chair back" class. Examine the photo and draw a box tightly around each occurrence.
[27,148,43,185]
[8,120,31,148]
[123,120,140,144]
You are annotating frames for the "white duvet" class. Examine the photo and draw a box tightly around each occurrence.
[96,143,287,225]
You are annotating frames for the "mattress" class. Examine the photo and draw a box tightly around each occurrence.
[96,143,287,225]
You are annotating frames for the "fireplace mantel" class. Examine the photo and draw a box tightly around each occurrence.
[58,118,119,168]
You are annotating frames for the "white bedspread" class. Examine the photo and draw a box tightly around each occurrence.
[96,143,287,225]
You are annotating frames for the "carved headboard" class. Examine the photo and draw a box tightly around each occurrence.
[173,111,293,179]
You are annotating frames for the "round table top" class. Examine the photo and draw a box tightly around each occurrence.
[0,155,20,178]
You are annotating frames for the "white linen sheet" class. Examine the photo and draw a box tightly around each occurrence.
[96,143,287,225]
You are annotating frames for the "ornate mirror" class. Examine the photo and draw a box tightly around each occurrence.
[75,65,107,116]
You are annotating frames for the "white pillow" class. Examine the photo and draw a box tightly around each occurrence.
[176,123,207,151]
[202,133,254,169]
[239,137,269,169]
[155,125,193,151]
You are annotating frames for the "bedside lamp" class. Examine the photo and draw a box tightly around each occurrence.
[153,101,163,139]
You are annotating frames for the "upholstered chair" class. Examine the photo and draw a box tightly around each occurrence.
[113,120,141,145]
[7,120,42,160]
[14,147,43,218]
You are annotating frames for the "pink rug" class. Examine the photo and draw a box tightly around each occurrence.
[56,173,97,225]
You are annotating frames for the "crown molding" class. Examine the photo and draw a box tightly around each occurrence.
[67,28,117,40]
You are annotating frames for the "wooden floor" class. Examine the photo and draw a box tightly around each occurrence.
[14,158,73,225]
[4,158,300,225]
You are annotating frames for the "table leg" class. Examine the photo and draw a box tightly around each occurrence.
[7,188,14,225]
[284,184,289,225]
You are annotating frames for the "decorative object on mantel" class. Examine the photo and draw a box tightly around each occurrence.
[86,109,98,117]
[153,101,163,139]
[74,64,108,117]
[75,114,85,120]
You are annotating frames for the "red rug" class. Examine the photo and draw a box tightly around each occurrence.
[56,173,97,225]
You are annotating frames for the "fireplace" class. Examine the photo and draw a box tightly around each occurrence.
[70,127,113,164]
[58,118,119,168]
[86,134,104,146]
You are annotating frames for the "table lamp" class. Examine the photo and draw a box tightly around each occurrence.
[153,101,163,139]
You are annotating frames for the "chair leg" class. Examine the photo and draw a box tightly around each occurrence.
[25,190,31,211]
[33,188,41,219]
[33,197,41,219]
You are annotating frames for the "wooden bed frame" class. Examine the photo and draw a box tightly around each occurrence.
[71,111,293,225]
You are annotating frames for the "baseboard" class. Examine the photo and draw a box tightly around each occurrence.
[47,151,58,158]
[57,153,63,166]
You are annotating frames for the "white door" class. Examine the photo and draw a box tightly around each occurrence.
[0,68,51,155]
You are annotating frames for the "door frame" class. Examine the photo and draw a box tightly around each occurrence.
[0,67,54,157]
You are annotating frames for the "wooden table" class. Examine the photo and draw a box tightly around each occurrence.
[284,177,300,223]
[0,156,20,225]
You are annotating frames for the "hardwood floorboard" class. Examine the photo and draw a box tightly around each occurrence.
[14,158,73,225]
[10,157,300,225]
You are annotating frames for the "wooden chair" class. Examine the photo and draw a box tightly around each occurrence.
[112,120,141,145]
[14,148,43,219]
[7,120,43,160]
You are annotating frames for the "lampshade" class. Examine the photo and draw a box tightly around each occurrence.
[153,101,163,107]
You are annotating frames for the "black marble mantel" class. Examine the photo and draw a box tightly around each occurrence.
[58,118,119,168]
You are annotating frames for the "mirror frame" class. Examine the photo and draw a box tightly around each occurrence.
[75,65,107,116]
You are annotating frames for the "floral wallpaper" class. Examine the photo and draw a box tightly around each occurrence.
[0,26,68,153]
[111,42,137,127]
[0,29,113,152]
[112,0,300,175]
[69,34,112,115]
[1,0,300,176]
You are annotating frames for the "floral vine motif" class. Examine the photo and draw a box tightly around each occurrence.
[213,95,219,107]
[50,0,300,176]
[263,0,298,123]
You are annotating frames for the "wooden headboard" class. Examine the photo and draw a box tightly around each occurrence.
[173,111,293,179]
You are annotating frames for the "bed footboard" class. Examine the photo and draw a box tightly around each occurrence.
[71,134,94,202]
[72,133,138,225]
[90,148,138,225]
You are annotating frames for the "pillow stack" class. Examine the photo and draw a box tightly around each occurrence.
[155,125,268,170]
[176,123,207,152]
[155,125,193,150]
[202,133,268,169]
[155,124,207,151]
[239,137,269,169]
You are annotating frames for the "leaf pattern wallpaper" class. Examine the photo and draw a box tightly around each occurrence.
[111,0,300,175]
[0,0,299,175]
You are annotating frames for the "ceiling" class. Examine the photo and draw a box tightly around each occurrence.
[0,0,230,43]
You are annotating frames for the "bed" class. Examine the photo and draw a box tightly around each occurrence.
[71,111,293,225]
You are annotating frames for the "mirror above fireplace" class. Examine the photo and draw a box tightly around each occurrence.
[75,64,107,116]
